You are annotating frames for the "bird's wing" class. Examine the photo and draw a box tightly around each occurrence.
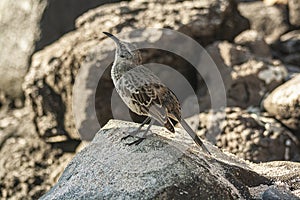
[117,65,181,131]
[131,82,181,133]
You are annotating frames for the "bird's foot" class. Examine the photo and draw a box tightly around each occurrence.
[121,130,140,141]
[121,130,153,146]
[126,137,146,146]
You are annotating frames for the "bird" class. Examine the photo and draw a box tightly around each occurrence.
[103,32,210,154]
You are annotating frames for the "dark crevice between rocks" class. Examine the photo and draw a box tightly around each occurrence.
[50,139,81,153]
[38,79,67,138]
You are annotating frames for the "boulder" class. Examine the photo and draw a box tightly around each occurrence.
[289,0,300,27]
[188,107,300,163]
[0,0,47,100]
[40,120,300,199]
[204,41,287,108]
[263,74,300,136]
[23,0,249,141]
[238,1,289,43]
[0,0,120,101]
[0,108,77,199]
[234,30,272,58]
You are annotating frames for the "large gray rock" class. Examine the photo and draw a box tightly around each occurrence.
[289,0,300,27]
[264,74,300,136]
[204,40,287,108]
[0,0,120,101]
[23,0,249,141]
[238,1,289,43]
[188,107,300,163]
[40,120,300,199]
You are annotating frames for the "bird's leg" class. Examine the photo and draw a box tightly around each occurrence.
[126,118,155,146]
[121,117,151,140]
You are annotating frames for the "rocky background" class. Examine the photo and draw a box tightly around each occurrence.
[1,0,300,199]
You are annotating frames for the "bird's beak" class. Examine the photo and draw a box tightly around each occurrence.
[103,32,121,47]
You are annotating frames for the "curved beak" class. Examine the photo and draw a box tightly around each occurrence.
[103,32,121,47]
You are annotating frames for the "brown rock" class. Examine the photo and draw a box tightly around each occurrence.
[234,30,272,58]
[192,107,300,163]
[0,0,119,101]
[204,41,287,108]
[0,108,77,199]
[238,1,289,43]
[0,0,47,99]
[289,0,300,27]
[264,74,300,135]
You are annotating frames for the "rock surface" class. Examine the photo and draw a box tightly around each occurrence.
[0,0,47,99]
[276,30,300,67]
[204,40,287,108]
[238,1,288,43]
[0,108,77,199]
[234,30,272,58]
[289,0,300,27]
[188,107,300,163]
[0,0,120,101]
[263,74,300,136]
[40,120,300,199]
[23,0,249,140]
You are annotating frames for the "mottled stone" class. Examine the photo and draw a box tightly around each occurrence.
[238,1,288,43]
[188,107,300,163]
[234,30,271,58]
[264,74,300,135]
[289,0,300,27]
[204,41,287,108]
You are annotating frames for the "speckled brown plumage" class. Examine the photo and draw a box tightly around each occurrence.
[104,32,210,154]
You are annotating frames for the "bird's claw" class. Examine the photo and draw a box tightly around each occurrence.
[121,134,133,141]
[121,130,153,145]
[125,138,145,146]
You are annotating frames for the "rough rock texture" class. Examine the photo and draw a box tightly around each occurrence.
[0,0,120,101]
[263,0,288,5]
[263,74,300,136]
[238,1,289,43]
[0,108,77,199]
[76,0,249,46]
[187,107,300,163]
[23,0,249,140]
[234,30,271,58]
[204,39,287,108]
[0,0,47,99]
[289,0,300,27]
[40,120,300,199]
[275,30,300,67]
[249,161,300,199]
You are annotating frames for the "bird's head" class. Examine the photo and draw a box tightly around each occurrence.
[103,32,142,65]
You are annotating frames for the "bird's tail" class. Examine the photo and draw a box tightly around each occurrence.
[180,119,211,155]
